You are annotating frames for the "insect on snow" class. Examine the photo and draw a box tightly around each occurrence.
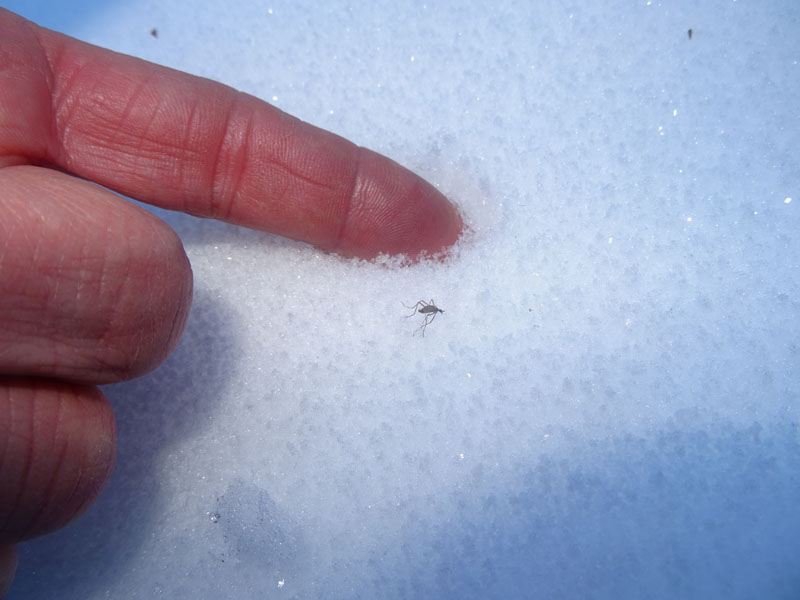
[402,299,444,337]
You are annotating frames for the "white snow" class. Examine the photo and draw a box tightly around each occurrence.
[8,0,800,598]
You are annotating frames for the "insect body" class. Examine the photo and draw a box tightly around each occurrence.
[402,299,444,337]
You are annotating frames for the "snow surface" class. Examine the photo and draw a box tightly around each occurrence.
[7,0,800,598]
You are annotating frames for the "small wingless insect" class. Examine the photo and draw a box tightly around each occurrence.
[402,299,444,337]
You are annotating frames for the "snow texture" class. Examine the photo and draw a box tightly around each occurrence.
[7,0,800,598]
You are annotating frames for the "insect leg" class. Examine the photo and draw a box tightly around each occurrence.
[412,313,429,337]
[402,300,426,317]
[420,312,437,337]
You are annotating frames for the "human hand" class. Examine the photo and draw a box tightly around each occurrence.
[0,8,461,595]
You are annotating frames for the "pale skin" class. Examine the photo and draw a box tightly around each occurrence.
[0,8,462,595]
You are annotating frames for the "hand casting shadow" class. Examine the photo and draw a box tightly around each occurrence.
[11,287,239,599]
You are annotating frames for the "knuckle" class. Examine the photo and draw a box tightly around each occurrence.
[0,168,192,384]
[205,93,253,221]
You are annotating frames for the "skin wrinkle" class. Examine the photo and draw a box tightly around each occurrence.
[62,227,111,353]
[331,144,364,253]
[97,70,156,170]
[1,164,193,383]
[207,92,245,221]
[201,97,354,244]
[111,272,145,380]
[126,73,166,183]
[68,345,117,383]
[147,76,212,189]
[4,394,33,534]
[36,338,61,379]
[47,238,65,329]
[61,391,115,524]
[177,91,201,213]
[39,238,66,374]
[30,235,73,367]
[94,225,160,381]
[45,52,81,165]
[29,392,68,539]
[47,48,106,170]
[271,157,343,209]
[254,117,353,239]
[56,57,145,173]
[21,276,87,354]
[278,151,343,197]
[0,383,115,542]
[39,35,61,164]
[165,266,192,362]
[4,16,51,162]
[221,101,253,222]
[91,237,121,376]
[124,329,144,378]
[1,206,79,370]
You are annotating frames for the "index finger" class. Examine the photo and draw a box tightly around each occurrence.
[0,9,462,259]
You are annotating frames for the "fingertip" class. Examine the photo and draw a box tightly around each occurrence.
[333,148,463,260]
